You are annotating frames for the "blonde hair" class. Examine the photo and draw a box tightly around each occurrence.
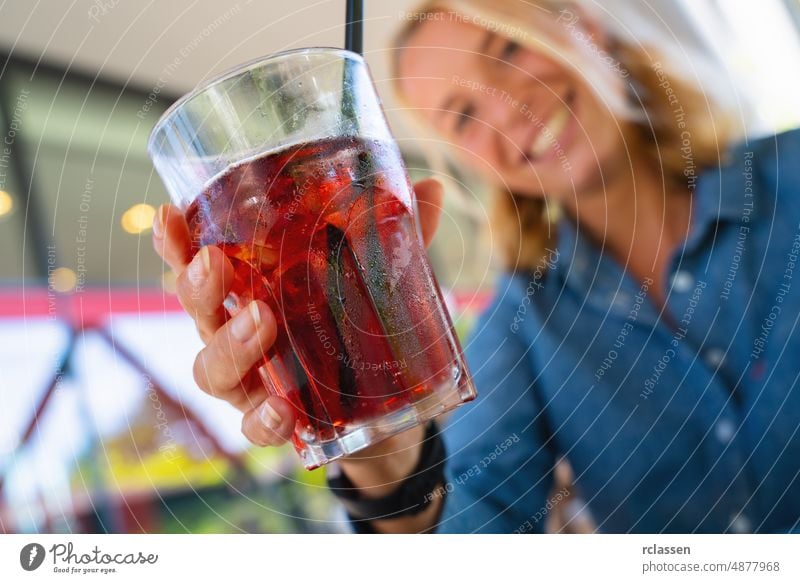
[390,0,743,272]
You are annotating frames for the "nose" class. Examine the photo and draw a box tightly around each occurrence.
[466,90,526,169]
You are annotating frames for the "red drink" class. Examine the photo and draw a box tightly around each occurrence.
[186,136,474,465]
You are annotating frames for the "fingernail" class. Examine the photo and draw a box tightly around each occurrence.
[249,300,261,327]
[200,246,211,272]
[259,400,282,430]
[187,249,208,286]
[230,302,259,342]
[152,205,166,238]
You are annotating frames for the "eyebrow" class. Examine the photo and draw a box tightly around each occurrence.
[435,31,494,118]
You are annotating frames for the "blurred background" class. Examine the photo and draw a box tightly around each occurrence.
[1,0,800,534]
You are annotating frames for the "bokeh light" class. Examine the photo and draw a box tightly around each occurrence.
[0,190,14,217]
[121,203,156,234]
[50,267,77,293]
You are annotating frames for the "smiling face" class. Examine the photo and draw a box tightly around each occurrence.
[396,12,629,205]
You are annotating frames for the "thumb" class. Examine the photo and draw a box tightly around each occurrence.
[413,178,444,248]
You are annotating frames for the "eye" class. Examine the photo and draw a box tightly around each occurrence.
[499,40,521,61]
[455,103,476,133]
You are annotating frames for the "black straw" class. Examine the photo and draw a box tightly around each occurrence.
[344,0,364,55]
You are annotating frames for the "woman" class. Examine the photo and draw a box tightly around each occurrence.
[152,0,800,533]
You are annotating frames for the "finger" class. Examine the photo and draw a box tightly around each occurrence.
[241,396,295,447]
[193,300,277,400]
[413,178,444,247]
[152,203,193,273]
[177,245,234,342]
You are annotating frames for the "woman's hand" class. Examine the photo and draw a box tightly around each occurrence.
[151,178,445,452]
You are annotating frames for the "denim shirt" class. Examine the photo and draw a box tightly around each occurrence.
[437,129,800,533]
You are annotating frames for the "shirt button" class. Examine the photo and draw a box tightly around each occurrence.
[671,270,694,293]
[715,420,736,443]
[730,514,752,533]
[704,348,725,369]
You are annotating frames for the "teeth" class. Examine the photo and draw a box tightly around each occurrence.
[529,105,570,159]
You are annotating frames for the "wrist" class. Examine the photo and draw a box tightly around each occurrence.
[337,424,425,498]
[327,421,447,526]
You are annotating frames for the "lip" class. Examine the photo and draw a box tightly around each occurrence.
[519,88,577,166]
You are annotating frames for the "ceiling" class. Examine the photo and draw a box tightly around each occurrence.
[0,0,409,91]
[0,0,426,140]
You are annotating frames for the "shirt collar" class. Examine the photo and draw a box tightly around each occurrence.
[692,139,759,227]
[555,137,757,286]
[551,141,753,317]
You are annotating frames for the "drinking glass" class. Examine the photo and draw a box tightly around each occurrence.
[148,48,476,469]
